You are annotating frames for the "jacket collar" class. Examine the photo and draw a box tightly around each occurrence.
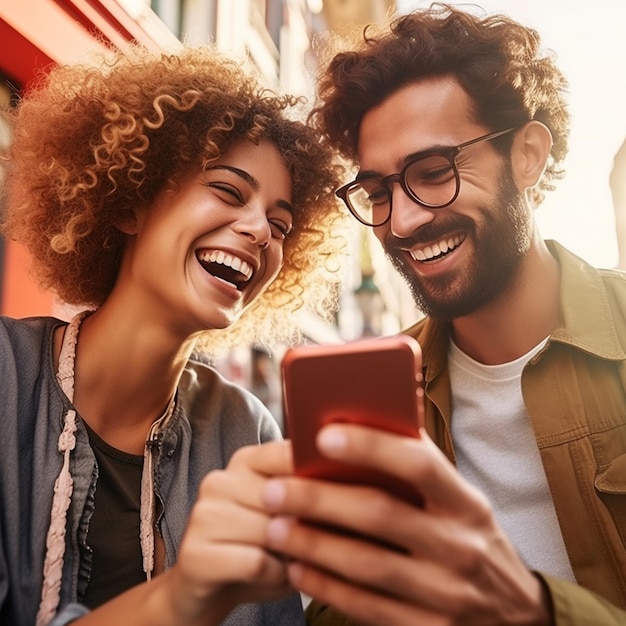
[406,239,626,383]
[547,240,626,360]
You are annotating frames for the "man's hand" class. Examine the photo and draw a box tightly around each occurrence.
[262,426,552,626]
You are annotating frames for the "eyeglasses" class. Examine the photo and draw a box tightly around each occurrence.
[335,127,518,227]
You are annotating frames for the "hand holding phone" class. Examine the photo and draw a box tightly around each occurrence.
[281,334,424,505]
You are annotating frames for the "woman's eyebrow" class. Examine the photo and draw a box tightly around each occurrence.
[206,164,259,189]
[277,199,295,214]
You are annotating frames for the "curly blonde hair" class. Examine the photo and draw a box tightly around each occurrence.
[1,44,348,349]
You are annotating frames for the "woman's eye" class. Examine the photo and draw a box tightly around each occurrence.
[269,219,293,240]
[203,181,244,204]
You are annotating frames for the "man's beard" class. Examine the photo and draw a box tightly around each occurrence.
[384,163,532,321]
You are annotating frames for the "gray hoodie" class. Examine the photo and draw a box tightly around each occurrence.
[0,315,304,626]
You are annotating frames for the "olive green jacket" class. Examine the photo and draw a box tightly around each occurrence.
[307,241,626,626]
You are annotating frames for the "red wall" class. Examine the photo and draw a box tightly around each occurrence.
[0,0,165,318]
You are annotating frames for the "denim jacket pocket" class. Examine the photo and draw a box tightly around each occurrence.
[595,452,626,549]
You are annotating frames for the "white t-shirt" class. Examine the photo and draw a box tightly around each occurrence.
[448,338,576,582]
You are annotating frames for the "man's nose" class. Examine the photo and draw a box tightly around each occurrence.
[388,184,435,239]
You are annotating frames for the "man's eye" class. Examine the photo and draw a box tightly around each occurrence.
[367,188,390,206]
[358,181,388,206]
[269,219,293,240]
[420,165,455,184]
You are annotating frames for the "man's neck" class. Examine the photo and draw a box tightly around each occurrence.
[450,239,560,365]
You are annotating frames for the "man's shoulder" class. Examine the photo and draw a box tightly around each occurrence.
[597,268,626,319]
[555,241,626,313]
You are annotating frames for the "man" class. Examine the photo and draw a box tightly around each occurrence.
[611,137,626,269]
[259,4,626,625]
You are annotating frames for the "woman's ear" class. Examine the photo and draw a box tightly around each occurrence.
[511,120,553,190]
[114,209,140,235]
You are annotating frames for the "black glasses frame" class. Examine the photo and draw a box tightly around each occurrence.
[335,126,519,227]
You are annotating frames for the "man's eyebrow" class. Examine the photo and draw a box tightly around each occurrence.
[356,143,455,180]
[355,169,382,181]
[205,164,294,213]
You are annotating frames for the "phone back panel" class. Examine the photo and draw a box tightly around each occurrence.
[281,334,424,504]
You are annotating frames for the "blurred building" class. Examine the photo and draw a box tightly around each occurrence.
[0,0,180,317]
[0,0,417,423]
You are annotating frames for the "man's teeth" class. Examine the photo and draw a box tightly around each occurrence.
[410,235,463,261]
[198,250,253,280]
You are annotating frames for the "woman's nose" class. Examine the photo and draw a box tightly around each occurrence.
[238,206,272,249]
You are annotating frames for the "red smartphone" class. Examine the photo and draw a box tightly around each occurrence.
[281,334,424,505]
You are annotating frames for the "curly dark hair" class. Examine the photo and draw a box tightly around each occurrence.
[1,44,348,349]
[311,2,570,207]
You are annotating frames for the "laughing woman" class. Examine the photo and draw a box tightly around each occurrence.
[0,45,345,626]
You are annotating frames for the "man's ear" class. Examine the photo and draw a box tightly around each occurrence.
[511,120,553,190]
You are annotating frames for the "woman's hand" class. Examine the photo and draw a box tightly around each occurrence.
[163,439,296,624]
[78,440,296,626]
[262,426,551,626]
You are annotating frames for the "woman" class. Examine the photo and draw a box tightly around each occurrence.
[0,44,345,626]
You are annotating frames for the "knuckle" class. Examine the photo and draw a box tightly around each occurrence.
[229,444,255,467]
[198,469,228,495]
[458,534,490,574]
[241,550,270,580]
[362,491,398,528]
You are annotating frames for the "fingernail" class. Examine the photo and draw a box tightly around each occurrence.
[267,517,292,546]
[317,426,347,455]
[262,479,286,509]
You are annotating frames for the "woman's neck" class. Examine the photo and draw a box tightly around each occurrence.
[54,307,195,453]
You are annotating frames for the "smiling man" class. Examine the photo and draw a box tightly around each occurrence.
[258,4,626,626]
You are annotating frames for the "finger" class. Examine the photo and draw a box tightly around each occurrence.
[263,476,427,552]
[290,562,446,626]
[264,475,499,565]
[266,516,472,608]
[227,439,293,476]
[200,441,293,512]
[199,468,269,511]
[190,496,275,545]
[315,425,489,515]
[178,540,289,588]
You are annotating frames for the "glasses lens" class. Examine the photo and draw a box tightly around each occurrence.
[345,180,390,226]
[405,154,458,208]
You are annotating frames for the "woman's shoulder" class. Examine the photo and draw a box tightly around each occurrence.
[0,314,64,346]
[0,314,65,368]
[181,356,259,406]
[178,356,282,442]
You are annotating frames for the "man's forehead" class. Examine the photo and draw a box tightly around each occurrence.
[356,78,477,170]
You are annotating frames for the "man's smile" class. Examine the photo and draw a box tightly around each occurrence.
[409,234,465,262]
